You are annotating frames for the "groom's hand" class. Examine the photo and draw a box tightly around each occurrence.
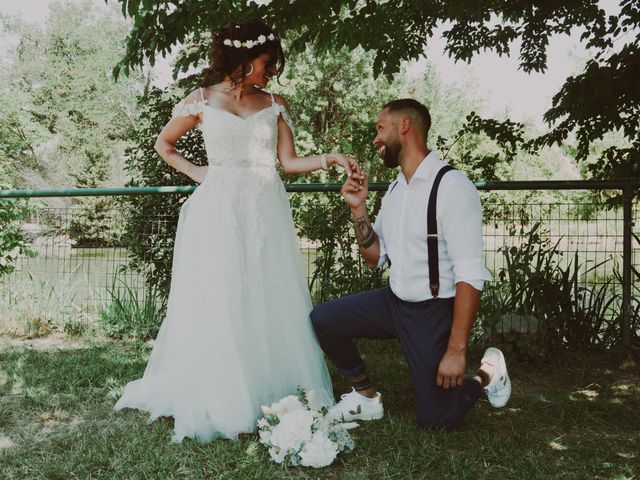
[437,350,466,389]
[341,174,368,209]
[329,153,364,180]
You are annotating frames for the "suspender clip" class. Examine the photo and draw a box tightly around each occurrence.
[430,283,440,299]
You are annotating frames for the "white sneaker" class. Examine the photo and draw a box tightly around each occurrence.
[481,347,511,408]
[329,388,384,422]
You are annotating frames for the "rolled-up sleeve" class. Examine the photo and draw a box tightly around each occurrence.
[439,173,492,290]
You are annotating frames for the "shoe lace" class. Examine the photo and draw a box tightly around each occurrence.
[340,388,357,401]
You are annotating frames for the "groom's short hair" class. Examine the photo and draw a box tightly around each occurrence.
[382,99,431,140]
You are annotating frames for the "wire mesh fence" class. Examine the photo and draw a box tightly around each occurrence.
[482,201,630,286]
[1,184,638,347]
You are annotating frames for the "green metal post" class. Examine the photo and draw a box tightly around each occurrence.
[622,184,633,352]
[1,180,638,198]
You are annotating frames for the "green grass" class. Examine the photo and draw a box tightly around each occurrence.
[0,337,638,479]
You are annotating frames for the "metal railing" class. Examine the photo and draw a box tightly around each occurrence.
[1,180,638,349]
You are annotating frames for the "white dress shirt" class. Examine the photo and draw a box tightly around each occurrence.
[373,151,492,301]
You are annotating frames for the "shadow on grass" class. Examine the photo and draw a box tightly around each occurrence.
[0,339,638,479]
[0,343,148,399]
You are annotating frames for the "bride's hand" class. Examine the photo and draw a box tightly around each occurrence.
[328,153,363,180]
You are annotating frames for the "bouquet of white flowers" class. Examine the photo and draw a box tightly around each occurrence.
[257,387,357,468]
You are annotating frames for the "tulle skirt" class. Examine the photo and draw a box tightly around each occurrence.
[114,167,334,443]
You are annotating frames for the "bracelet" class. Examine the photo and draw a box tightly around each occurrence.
[360,230,376,249]
[320,153,328,170]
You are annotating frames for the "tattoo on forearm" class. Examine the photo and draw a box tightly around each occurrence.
[354,215,376,249]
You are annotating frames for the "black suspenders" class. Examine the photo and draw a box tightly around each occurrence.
[427,165,455,298]
[384,165,455,299]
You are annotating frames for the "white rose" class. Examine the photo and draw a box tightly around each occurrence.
[233,40,242,48]
[269,409,314,452]
[223,39,232,46]
[268,446,286,464]
[257,35,266,44]
[272,395,302,415]
[246,40,254,48]
[261,405,276,416]
[268,33,275,41]
[300,431,339,468]
[258,427,272,445]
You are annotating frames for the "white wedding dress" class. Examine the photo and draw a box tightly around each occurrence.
[114,90,334,443]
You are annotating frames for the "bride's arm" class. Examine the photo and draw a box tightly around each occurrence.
[274,95,362,178]
[154,93,209,184]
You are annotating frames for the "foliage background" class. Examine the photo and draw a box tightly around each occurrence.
[0,1,145,245]
[112,0,639,192]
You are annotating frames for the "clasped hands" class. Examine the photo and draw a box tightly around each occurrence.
[336,155,368,209]
[328,153,363,181]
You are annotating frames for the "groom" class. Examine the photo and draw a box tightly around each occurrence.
[310,99,511,431]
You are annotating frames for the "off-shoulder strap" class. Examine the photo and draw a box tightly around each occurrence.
[273,102,295,137]
[172,91,208,119]
[269,93,294,135]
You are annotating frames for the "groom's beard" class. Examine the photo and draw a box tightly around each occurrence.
[382,141,401,168]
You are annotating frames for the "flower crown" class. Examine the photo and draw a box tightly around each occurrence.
[223,33,277,49]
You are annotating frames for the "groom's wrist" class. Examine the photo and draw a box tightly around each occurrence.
[350,204,367,217]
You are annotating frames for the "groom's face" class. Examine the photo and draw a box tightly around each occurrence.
[373,109,402,168]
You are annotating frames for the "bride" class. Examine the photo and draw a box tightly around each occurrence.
[114,18,361,443]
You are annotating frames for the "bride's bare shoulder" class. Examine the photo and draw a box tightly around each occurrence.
[269,93,289,109]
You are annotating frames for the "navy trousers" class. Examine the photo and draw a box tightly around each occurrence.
[310,287,482,431]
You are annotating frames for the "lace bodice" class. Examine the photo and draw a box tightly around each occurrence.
[172,89,294,171]
[172,89,295,283]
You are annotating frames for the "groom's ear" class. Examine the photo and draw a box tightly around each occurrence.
[399,116,412,135]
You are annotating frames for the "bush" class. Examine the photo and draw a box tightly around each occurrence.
[481,222,624,354]
[99,278,165,341]
[67,197,127,247]
[0,197,35,276]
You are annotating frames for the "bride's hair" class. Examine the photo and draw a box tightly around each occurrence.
[204,18,285,87]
